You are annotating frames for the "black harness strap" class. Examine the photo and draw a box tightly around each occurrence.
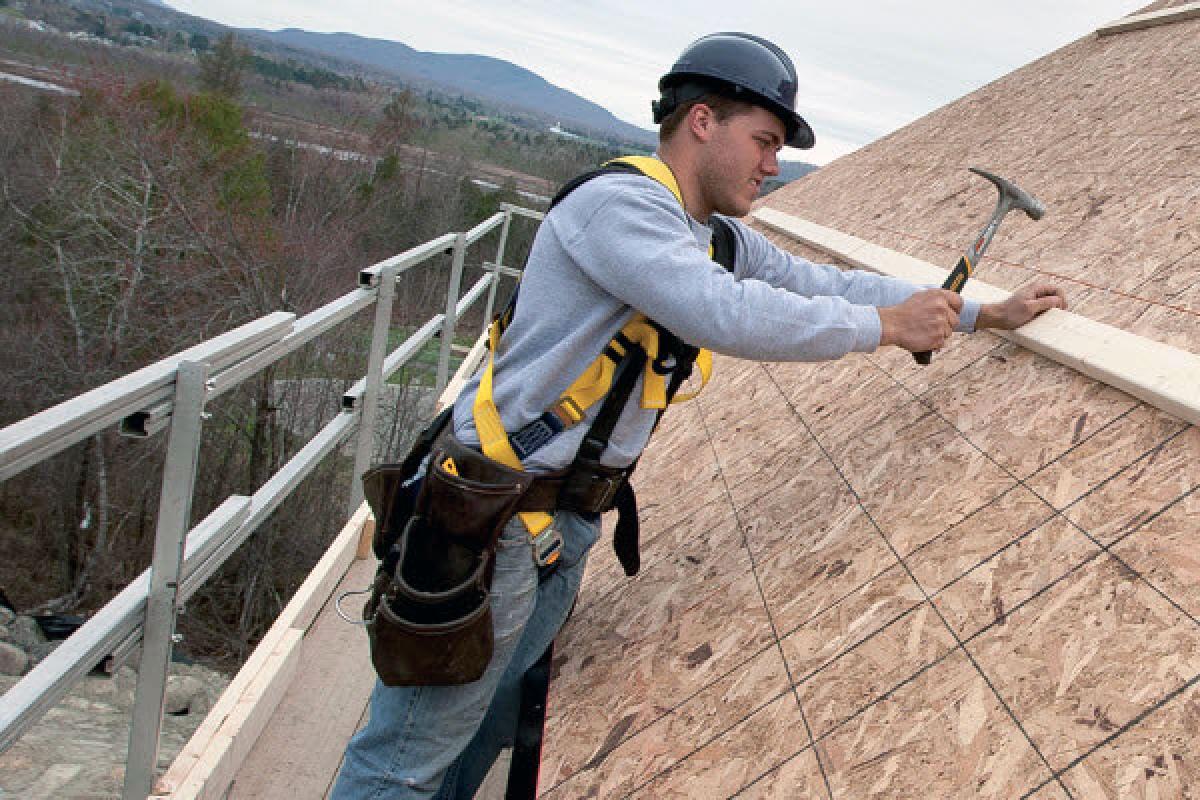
[548,162,645,208]
[609,215,738,576]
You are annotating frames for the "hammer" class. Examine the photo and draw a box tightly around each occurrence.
[914,167,1046,365]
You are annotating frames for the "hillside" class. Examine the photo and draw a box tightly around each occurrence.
[2,0,818,175]
[249,28,657,148]
[5,0,655,148]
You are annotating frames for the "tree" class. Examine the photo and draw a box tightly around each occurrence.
[198,32,248,98]
[0,65,548,665]
[372,89,417,153]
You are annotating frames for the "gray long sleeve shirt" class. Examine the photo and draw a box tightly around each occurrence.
[452,170,979,473]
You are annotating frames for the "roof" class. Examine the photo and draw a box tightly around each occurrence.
[538,5,1200,797]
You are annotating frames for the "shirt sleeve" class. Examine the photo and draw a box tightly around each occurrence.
[724,216,981,333]
[552,176,885,361]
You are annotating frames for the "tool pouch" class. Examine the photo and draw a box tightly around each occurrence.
[362,431,533,686]
[364,408,453,561]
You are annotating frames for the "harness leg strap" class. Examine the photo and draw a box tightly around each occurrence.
[611,482,640,577]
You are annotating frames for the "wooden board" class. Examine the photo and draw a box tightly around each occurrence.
[1097,2,1200,35]
[751,207,1200,428]
[170,628,303,800]
[155,504,372,798]
[226,558,378,800]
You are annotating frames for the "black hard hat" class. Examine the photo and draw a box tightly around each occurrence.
[653,32,815,150]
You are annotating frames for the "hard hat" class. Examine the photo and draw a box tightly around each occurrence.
[653,32,815,150]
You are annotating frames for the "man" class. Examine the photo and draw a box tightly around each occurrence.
[333,32,1065,799]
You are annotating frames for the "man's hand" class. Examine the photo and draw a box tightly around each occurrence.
[977,283,1067,331]
[878,289,963,352]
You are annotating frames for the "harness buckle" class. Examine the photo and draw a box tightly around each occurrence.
[550,397,586,426]
[590,472,624,510]
[530,521,563,568]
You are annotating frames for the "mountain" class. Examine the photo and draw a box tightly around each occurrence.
[763,160,819,194]
[249,29,657,147]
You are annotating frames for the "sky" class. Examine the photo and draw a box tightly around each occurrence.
[167,1,1148,165]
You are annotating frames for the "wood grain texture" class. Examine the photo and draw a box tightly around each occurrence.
[227,558,377,800]
[965,554,1200,773]
[1024,404,1188,510]
[542,564,774,789]
[626,693,813,800]
[930,516,1101,640]
[745,494,898,637]
[833,409,1017,557]
[539,646,792,797]
[1111,488,1200,621]
[792,601,957,739]
[1057,678,1200,798]
[1061,426,1200,543]
[817,650,1054,799]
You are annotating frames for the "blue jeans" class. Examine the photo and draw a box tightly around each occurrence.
[331,511,600,800]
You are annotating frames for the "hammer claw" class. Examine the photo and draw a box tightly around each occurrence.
[912,167,1046,366]
[968,167,1046,220]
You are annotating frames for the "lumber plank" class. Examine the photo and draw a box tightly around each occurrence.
[227,558,378,800]
[1097,2,1200,35]
[355,514,376,561]
[155,504,370,796]
[751,207,1200,428]
[170,628,302,800]
[201,629,303,800]
[153,629,286,795]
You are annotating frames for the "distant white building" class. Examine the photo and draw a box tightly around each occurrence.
[549,122,583,141]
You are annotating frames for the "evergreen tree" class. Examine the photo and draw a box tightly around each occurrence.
[198,32,248,98]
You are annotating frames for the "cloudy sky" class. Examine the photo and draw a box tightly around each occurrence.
[168,1,1146,164]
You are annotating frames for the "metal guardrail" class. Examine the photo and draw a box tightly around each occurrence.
[0,204,540,799]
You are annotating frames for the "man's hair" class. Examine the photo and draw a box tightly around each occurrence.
[658,92,756,142]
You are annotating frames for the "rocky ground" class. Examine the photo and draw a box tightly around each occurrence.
[0,607,229,799]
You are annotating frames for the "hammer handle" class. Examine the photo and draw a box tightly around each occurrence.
[912,255,972,365]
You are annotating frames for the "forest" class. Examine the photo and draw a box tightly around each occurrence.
[0,21,628,669]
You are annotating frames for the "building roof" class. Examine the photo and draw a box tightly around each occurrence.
[538,5,1200,798]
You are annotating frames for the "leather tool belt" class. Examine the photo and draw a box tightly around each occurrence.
[518,461,629,515]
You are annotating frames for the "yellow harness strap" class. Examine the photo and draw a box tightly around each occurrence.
[472,156,719,542]
[473,322,558,540]
[553,157,713,412]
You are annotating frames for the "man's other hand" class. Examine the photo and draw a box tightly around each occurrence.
[878,289,962,352]
[978,283,1067,331]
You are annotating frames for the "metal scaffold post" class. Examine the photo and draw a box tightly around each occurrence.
[122,360,209,800]
[349,265,399,511]
[436,233,468,395]
[482,208,512,331]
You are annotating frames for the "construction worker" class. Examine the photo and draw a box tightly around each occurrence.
[332,31,1066,799]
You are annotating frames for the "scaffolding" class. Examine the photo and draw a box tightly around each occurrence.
[0,203,544,800]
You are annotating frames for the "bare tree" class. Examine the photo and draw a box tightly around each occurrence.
[0,67,524,663]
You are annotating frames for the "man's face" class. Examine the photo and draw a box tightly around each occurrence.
[697,105,785,218]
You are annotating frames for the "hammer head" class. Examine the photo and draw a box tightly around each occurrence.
[969,167,1046,220]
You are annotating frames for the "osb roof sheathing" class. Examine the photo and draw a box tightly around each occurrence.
[538,7,1200,800]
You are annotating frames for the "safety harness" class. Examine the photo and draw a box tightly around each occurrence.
[472,156,737,575]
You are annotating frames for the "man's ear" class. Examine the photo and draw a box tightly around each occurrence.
[687,103,716,142]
